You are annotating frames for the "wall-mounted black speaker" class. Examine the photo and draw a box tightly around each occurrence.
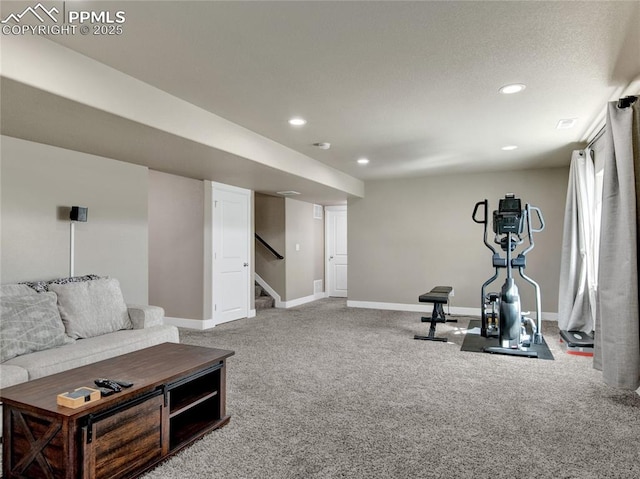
[70,206,88,222]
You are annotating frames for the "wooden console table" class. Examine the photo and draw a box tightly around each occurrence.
[1,343,234,479]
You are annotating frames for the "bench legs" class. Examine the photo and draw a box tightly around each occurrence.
[414,302,457,342]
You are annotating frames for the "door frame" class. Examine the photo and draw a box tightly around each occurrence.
[325,205,348,297]
[204,181,253,326]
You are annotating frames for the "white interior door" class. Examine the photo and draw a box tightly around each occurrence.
[326,206,348,297]
[212,183,250,324]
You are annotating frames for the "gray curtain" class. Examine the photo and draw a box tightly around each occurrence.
[558,150,597,333]
[594,99,640,390]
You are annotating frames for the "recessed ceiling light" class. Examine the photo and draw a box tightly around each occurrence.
[556,118,577,129]
[501,145,518,151]
[276,190,301,196]
[357,158,370,165]
[499,84,526,94]
[288,117,307,126]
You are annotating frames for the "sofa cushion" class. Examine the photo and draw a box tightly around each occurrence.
[48,278,132,339]
[3,325,180,380]
[0,292,73,362]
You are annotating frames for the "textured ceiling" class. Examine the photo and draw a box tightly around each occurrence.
[2,1,639,195]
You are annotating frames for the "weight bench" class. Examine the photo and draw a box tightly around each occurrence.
[414,286,456,342]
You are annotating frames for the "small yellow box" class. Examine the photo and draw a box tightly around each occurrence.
[57,387,101,408]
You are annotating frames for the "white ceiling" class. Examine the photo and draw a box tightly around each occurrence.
[1,0,639,202]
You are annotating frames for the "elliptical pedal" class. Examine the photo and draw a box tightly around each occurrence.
[559,330,594,356]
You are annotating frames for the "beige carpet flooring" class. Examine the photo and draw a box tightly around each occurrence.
[137,299,638,478]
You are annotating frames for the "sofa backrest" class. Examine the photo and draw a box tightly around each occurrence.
[0,284,37,297]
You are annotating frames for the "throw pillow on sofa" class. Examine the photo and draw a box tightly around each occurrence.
[48,278,133,339]
[0,292,74,362]
[21,274,102,293]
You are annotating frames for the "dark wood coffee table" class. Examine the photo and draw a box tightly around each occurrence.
[1,342,234,479]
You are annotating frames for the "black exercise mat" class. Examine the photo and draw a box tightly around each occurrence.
[461,320,554,360]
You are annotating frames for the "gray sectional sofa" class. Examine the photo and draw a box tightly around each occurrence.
[0,275,179,434]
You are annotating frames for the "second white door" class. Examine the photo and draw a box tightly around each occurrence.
[326,206,348,297]
[212,183,250,324]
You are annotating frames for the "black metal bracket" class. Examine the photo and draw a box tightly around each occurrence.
[618,95,638,109]
[166,362,223,391]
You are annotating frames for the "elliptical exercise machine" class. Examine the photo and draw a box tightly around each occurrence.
[472,194,545,358]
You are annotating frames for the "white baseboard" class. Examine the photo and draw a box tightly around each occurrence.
[346,300,434,313]
[164,316,217,330]
[346,300,558,321]
[256,273,326,308]
[165,310,257,330]
[449,306,483,316]
[346,300,476,315]
[282,292,327,308]
[164,309,256,331]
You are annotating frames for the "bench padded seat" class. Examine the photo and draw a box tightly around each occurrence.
[419,286,452,304]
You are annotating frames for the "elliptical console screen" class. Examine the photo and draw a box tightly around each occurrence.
[493,195,524,234]
[499,196,521,213]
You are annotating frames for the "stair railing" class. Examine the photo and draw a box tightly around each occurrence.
[255,233,284,259]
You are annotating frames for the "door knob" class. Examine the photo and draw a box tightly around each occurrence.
[243,263,249,267]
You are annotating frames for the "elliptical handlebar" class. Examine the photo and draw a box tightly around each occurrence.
[473,197,544,257]
[528,205,545,233]
[521,204,545,256]
[472,199,497,255]
[472,200,488,224]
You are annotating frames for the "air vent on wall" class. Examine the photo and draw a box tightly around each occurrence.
[313,204,323,219]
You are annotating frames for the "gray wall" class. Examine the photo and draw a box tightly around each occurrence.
[348,167,569,315]
[0,136,149,303]
[148,170,204,319]
[285,198,324,301]
[255,193,286,296]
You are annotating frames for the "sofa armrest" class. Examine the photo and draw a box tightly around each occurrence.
[127,304,165,329]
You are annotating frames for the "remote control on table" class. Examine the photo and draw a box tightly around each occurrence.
[97,387,115,397]
[113,379,134,388]
[94,378,122,392]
